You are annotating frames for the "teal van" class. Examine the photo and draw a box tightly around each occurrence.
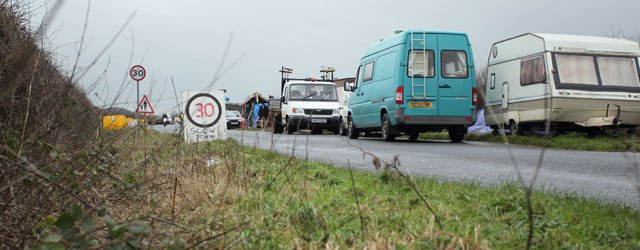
[344,30,477,142]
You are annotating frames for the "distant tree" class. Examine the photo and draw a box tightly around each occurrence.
[608,28,640,43]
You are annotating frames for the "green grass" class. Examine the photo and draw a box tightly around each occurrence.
[420,132,640,152]
[191,139,640,249]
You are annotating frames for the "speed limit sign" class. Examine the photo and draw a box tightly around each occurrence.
[185,93,223,128]
[130,65,146,81]
[182,90,227,142]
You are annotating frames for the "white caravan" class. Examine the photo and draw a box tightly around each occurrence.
[484,33,640,134]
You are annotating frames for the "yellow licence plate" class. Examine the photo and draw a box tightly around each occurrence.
[409,101,432,108]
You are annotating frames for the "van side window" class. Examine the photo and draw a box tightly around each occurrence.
[408,50,434,78]
[520,55,547,85]
[363,62,374,82]
[441,51,468,78]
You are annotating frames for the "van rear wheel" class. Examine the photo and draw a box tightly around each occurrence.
[408,132,419,142]
[381,113,396,142]
[448,126,467,143]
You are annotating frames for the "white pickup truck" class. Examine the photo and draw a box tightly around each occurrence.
[271,79,341,135]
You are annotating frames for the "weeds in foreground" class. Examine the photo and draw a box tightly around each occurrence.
[5,129,640,248]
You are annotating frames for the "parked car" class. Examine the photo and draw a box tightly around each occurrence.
[226,110,244,129]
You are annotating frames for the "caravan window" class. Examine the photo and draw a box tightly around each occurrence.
[597,57,640,87]
[555,54,599,85]
[441,51,468,78]
[408,50,434,78]
[520,55,547,85]
[363,62,374,82]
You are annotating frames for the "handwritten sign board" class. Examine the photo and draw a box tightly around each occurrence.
[182,90,227,142]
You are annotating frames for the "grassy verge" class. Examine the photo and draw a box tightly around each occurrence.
[29,131,640,248]
[420,132,640,152]
[144,133,640,248]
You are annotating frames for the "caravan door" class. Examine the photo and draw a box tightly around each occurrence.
[501,82,509,110]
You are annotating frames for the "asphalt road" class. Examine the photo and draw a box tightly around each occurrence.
[151,125,640,208]
[151,123,181,134]
[226,129,640,208]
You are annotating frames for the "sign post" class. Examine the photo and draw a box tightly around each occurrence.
[130,65,147,133]
[182,90,227,142]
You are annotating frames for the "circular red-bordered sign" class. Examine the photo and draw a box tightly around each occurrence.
[185,93,223,128]
[130,65,146,81]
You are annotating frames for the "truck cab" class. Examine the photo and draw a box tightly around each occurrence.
[274,79,341,134]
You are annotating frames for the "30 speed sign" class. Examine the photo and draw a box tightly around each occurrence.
[182,90,227,142]
[185,93,222,128]
[130,65,146,81]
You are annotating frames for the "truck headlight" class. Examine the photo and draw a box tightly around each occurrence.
[292,108,305,114]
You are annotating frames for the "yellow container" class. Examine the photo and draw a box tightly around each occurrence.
[102,115,128,130]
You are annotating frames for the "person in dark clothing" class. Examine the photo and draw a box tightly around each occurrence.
[162,113,168,127]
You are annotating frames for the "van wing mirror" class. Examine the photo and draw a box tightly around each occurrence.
[280,96,285,103]
[343,81,354,92]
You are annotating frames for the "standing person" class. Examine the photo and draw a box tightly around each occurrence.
[253,103,262,128]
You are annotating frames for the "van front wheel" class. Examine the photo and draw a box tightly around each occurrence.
[381,113,396,142]
[347,117,359,139]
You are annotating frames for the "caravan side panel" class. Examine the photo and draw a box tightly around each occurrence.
[485,34,547,126]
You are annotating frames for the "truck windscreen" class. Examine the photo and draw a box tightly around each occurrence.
[289,84,338,101]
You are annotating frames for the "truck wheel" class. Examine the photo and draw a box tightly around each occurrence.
[286,119,296,134]
[347,117,359,139]
[408,132,419,142]
[448,126,467,143]
[381,113,396,142]
[273,118,283,134]
[339,119,347,136]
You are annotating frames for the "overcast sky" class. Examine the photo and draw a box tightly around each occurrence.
[29,0,640,114]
